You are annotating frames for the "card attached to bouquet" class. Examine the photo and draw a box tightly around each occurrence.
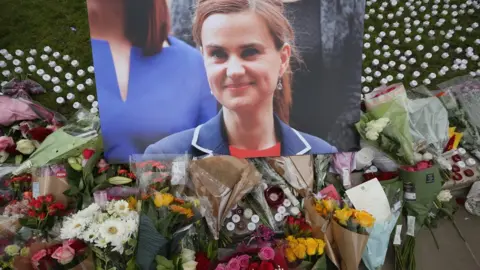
[319,184,341,201]
[346,178,391,222]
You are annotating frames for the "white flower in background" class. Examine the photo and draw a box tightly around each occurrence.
[14,67,23,74]
[60,216,89,239]
[99,219,127,252]
[2,70,11,77]
[181,248,196,263]
[44,46,52,53]
[413,152,423,162]
[12,59,20,66]
[365,118,390,141]
[77,203,100,219]
[53,52,60,59]
[113,200,130,216]
[437,190,453,202]
[0,151,8,164]
[0,49,7,55]
[4,54,13,60]
[80,225,100,243]
[94,236,108,249]
[16,139,36,155]
[182,261,198,270]
[423,152,433,160]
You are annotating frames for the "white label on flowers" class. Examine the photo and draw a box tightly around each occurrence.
[32,182,40,198]
[404,192,416,201]
[393,225,402,245]
[407,216,416,236]
[171,161,186,185]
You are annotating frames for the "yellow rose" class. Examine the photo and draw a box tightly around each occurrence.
[285,247,297,262]
[334,208,354,226]
[286,235,296,243]
[354,210,375,228]
[305,238,318,256]
[316,239,326,255]
[293,243,307,260]
[297,238,306,245]
[322,199,336,213]
[154,192,174,207]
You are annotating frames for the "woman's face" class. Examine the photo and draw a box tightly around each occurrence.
[201,11,291,113]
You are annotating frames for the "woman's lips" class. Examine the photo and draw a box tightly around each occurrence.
[225,83,252,91]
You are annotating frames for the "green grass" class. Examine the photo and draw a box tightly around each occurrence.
[1,0,479,119]
[0,0,93,118]
[361,0,480,92]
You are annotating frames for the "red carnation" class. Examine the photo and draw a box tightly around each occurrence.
[33,200,43,209]
[38,212,46,220]
[286,216,295,225]
[299,222,312,233]
[28,127,53,142]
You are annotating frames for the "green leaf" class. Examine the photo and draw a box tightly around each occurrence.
[125,249,133,256]
[107,267,117,270]
[155,256,174,270]
[94,173,107,185]
[311,255,327,270]
[128,238,137,247]
[126,257,138,270]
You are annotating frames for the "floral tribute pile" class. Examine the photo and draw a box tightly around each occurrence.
[1,45,480,270]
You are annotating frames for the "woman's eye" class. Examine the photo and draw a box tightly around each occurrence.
[242,48,259,58]
[211,50,227,59]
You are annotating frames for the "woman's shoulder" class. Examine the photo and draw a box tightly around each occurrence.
[144,128,196,155]
[299,131,338,154]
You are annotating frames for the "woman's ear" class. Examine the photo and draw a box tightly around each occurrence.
[279,43,292,77]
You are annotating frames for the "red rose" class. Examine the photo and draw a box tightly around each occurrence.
[37,196,45,202]
[28,210,36,217]
[294,219,301,226]
[28,127,53,142]
[247,262,259,270]
[286,216,295,225]
[45,194,54,203]
[299,222,312,232]
[82,148,95,159]
[195,252,211,270]
[259,261,274,270]
[38,212,46,220]
[33,200,43,209]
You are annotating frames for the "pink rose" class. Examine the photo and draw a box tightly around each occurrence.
[51,245,75,265]
[215,263,227,270]
[227,258,241,270]
[258,247,275,261]
[238,255,250,269]
[31,249,47,269]
[0,136,14,152]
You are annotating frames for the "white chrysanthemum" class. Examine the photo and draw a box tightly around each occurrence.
[113,200,130,216]
[80,225,99,243]
[99,219,127,245]
[94,236,108,249]
[76,203,100,219]
[60,216,89,239]
[437,190,453,202]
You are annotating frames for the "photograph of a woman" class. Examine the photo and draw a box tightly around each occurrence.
[144,0,338,158]
[86,0,217,163]
[168,0,366,152]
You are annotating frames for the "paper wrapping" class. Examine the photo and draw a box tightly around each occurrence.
[268,156,314,197]
[332,221,369,270]
[189,156,262,239]
[13,241,95,270]
[33,165,69,205]
[304,197,339,268]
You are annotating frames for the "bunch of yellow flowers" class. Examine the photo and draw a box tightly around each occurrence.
[334,207,375,230]
[314,198,337,218]
[284,236,326,263]
[154,192,174,207]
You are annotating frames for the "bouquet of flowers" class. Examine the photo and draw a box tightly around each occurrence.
[283,216,327,269]
[215,246,286,270]
[12,239,93,270]
[397,161,442,270]
[3,173,32,200]
[59,200,139,270]
[132,155,200,270]
[0,244,29,269]
[331,204,375,270]
[18,194,67,241]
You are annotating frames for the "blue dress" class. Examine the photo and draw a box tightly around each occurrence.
[90,36,218,163]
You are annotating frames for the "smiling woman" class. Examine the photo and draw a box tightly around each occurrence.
[86,0,217,164]
[144,0,338,158]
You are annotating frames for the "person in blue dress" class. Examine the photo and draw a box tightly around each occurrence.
[86,0,217,163]
[144,0,337,158]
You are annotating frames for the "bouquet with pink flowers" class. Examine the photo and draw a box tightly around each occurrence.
[215,246,287,270]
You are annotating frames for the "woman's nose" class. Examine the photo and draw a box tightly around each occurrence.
[226,57,245,78]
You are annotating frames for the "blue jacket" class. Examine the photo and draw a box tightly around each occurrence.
[144,111,338,157]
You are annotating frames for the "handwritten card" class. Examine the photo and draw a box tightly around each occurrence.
[345,178,391,222]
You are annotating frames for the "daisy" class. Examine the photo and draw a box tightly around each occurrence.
[113,200,130,216]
